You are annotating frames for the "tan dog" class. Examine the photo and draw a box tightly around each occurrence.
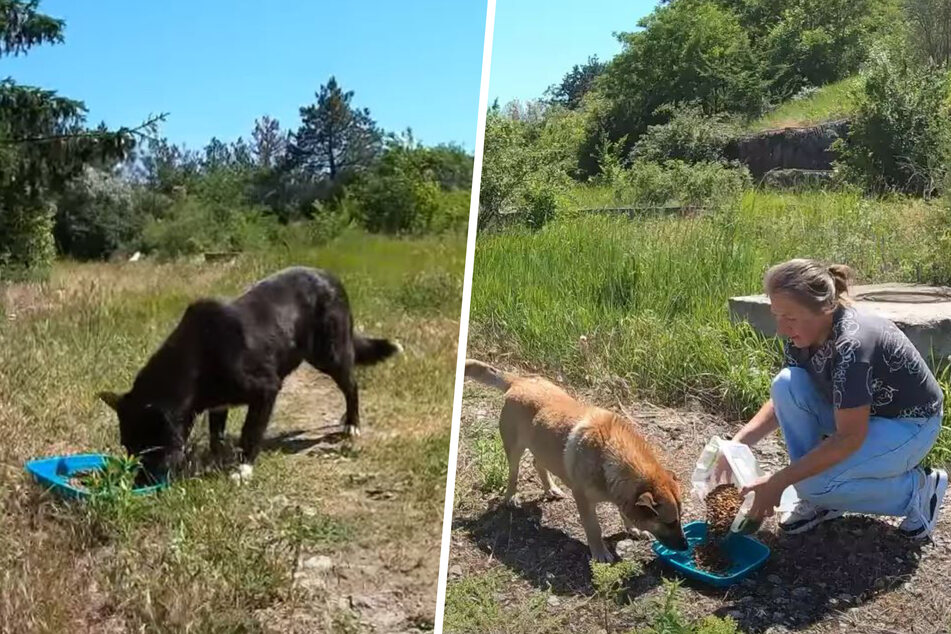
[465,359,688,562]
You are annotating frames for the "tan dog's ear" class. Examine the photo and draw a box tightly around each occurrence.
[636,491,659,515]
[666,468,679,482]
[98,391,121,412]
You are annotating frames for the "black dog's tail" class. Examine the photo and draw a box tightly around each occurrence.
[353,336,403,365]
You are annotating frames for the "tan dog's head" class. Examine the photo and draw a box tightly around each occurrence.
[621,469,688,551]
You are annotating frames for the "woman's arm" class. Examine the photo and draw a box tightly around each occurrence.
[773,405,869,489]
[713,399,780,483]
[742,404,870,518]
[731,398,780,446]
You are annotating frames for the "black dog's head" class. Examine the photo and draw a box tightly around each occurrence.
[99,391,182,484]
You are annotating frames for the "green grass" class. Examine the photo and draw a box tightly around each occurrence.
[746,76,863,132]
[443,570,567,633]
[470,189,951,461]
[633,581,741,634]
[0,229,463,631]
[472,432,507,494]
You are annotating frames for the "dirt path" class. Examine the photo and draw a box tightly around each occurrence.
[448,366,951,634]
[253,366,440,633]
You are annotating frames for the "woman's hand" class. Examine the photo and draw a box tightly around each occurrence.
[712,454,732,485]
[739,474,786,520]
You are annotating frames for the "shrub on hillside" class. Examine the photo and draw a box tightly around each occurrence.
[834,44,951,196]
[631,104,739,164]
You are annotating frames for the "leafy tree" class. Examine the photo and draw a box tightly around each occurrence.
[593,0,765,171]
[478,104,576,227]
[137,137,200,195]
[764,0,873,97]
[0,1,146,278]
[54,165,141,260]
[904,0,951,66]
[545,55,606,110]
[288,76,383,181]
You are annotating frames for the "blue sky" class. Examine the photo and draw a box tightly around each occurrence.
[5,1,487,151]
[488,0,658,107]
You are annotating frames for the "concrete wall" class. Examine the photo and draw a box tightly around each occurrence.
[725,120,850,180]
[729,284,951,368]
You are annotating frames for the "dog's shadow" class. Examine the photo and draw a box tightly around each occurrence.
[261,426,355,454]
[456,500,626,595]
[458,504,926,632]
[178,426,356,477]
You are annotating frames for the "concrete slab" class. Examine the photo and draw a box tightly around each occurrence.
[728,283,951,367]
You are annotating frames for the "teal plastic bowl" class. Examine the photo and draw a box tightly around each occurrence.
[24,453,166,500]
[652,520,770,588]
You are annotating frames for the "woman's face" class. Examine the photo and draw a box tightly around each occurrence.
[769,291,834,348]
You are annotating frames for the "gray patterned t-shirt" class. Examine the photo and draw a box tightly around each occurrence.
[783,306,944,418]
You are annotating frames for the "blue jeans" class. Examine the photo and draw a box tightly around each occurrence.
[771,367,942,517]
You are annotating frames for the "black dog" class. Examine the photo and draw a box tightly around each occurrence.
[98,266,402,482]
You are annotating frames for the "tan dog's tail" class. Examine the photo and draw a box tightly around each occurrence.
[464,359,514,391]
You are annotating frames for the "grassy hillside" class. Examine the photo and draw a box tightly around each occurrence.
[746,76,864,132]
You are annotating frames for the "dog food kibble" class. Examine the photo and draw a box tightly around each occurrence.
[692,484,743,574]
[693,542,730,573]
[705,483,742,538]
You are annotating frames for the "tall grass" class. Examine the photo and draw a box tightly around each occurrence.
[471,189,950,439]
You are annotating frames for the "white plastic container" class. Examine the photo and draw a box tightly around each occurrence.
[691,436,799,534]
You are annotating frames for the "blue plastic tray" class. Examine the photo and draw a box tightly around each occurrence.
[24,453,166,500]
[652,520,770,588]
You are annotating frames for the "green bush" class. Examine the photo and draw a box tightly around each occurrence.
[617,160,751,210]
[295,200,354,245]
[632,104,739,164]
[519,182,560,230]
[834,43,951,196]
[349,141,471,234]
[479,106,575,228]
[0,201,55,281]
[351,172,436,234]
[54,166,143,260]
[141,198,280,257]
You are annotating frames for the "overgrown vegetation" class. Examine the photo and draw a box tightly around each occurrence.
[833,42,951,196]
[476,0,951,230]
[0,232,462,630]
[471,192,951,453]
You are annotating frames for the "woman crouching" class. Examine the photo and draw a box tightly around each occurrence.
[732,258,947,539]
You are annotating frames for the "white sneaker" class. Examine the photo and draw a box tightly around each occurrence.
[779,499,844,534]
[900,467,948,540]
